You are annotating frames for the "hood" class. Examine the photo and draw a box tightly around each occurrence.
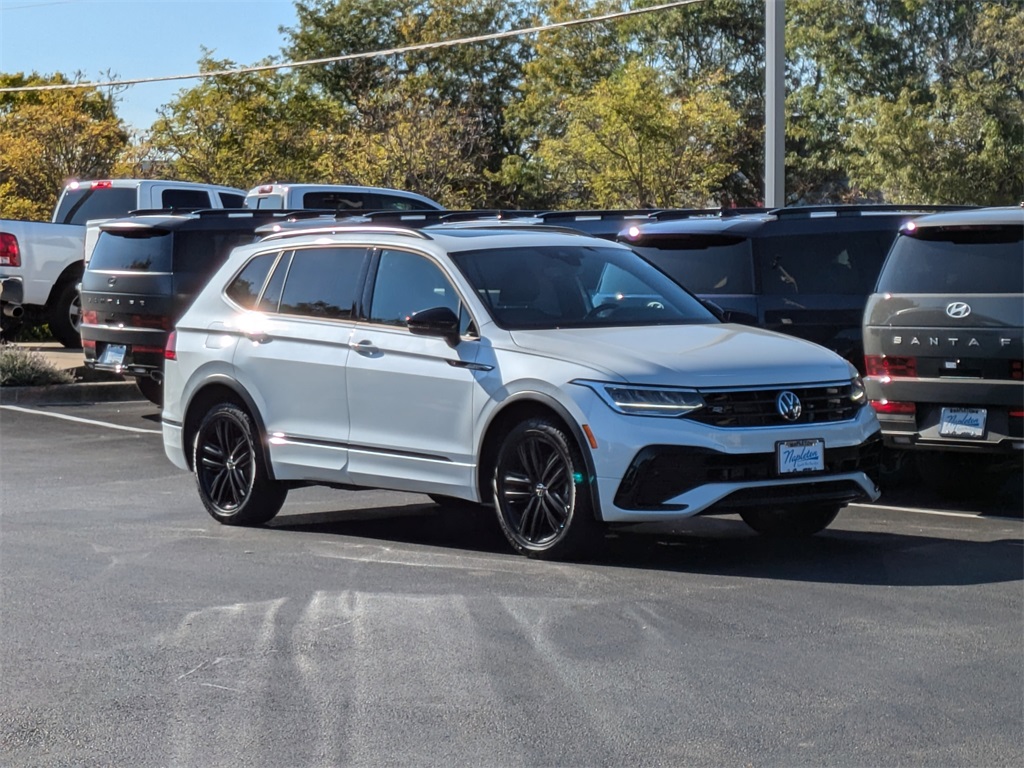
[508,324,854,388]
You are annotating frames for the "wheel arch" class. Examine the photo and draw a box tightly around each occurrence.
[181,376,276,478]
[46,261,84,308]
[476,392,601,518]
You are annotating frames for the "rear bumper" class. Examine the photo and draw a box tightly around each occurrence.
[0,276,23,304]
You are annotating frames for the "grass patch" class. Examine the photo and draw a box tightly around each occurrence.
[0,343,74,387]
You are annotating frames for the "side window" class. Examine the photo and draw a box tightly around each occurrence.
[369,250,461,328]
[225,252,279,309]
[258,252,290,312]
[278,247,366,319]
[218,192,246,208]
[161,189,213,210]
[376,195,418,211]
[758,232,892,296]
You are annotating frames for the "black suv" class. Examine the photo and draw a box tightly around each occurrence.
[862,206,1024,494]
[80,209,318,404]
[618,205,966,372]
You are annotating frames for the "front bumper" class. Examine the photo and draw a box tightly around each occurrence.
[575,388,882,523]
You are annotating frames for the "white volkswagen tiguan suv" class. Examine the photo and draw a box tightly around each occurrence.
[161,223,881,559]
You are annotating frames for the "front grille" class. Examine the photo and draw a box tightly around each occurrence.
[613,434,882,510]
[690,383,862,427]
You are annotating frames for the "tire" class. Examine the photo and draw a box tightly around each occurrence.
[740,505,841,537]
[135,376,163,406]
[492,417,600,560]
[49,279,82,349]
[193,403,287,526]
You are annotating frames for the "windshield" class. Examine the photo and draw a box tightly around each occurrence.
[449,244,717,330]
[876,226,1024,293]
[54,186,137,225]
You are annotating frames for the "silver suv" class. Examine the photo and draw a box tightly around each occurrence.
[862,206,1024,494]
[161,223,881,559]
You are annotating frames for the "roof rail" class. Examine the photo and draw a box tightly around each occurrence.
[770,204,977,218]
[650,207,768,221]
[125,207,328,219]
[536,209,655,221]
[256,223,433,241]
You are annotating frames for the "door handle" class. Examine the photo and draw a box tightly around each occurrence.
[244,331,272,344]
[350,339,379,355]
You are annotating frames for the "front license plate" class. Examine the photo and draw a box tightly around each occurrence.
[777,438,825,474]
[98,343,126,366]
[939,407,987,438]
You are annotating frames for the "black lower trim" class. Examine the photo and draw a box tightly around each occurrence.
[613,433,882,510]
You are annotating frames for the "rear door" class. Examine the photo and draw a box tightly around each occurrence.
[230,245,368,483]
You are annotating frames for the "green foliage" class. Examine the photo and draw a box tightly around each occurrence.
[1,1,1021,211]
[536,62,740,207]
[0,72,128,219]
[0,344,74,387]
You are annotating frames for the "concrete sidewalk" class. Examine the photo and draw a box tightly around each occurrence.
[1,342,143,404]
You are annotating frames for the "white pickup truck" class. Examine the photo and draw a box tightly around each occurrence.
[0,179,246,347]
[243,183,443,212]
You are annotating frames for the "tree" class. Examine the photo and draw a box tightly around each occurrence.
[146,53,346,188]
[0,72,128,219]
[535,61,740,208]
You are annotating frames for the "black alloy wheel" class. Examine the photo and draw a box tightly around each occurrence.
[193,403,287,526]
[493,417,599,559]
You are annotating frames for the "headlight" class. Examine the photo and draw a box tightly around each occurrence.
[575,380,705,417]
[850,376,867,406]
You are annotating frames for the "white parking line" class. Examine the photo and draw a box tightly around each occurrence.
[860,502,990,520]
[0,405,162,434]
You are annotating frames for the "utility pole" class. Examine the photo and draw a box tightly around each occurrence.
[765,0,785,208]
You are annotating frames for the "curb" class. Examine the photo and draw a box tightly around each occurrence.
[0,381,145,405]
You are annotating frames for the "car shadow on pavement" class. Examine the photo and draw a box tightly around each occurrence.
[269,502,1023,588]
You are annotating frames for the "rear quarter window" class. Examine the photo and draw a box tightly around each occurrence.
[631,235,754,295]
[876,226,1024,294]
[756,231,893,296]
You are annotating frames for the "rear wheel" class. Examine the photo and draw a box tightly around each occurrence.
[492,417,600,560]
[135,376,163,406]
[740,505,841,537]
[49,279,82,349]
[193,403,286,526]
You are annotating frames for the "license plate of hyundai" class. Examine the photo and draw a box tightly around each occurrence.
[98,344,126,366]
[939,407,987,438]
[777,438,825,474]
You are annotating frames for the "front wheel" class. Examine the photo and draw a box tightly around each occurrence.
[193,403,287,526]
[740,505,841,537]
[492,417,600,560]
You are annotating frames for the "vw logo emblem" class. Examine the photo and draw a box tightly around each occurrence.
[776,391,803,421]
[946,301,971,319]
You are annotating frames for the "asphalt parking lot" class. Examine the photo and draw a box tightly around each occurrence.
[1,397,1021,767]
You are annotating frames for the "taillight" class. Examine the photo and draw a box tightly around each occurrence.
[865,355,918,378]
[1011,360,1022,381]
[130,314,172,330]
[82,339,96,351]
[870,399,916,415]
[164,330,177,361]
[91,180,113,189]
[0,232,21,267]
[81,309,98,325]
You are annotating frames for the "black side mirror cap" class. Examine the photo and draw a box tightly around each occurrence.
[407,306,461,346]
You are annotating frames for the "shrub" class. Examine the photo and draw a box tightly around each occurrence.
[0,343,74,386]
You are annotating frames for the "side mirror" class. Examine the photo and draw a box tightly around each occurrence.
[407,306,461,346]
[701,299,727,322]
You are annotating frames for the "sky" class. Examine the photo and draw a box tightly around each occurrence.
[1,0,299,130]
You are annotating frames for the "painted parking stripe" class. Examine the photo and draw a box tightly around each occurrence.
[0,405,161,434]
[860,502,993,520]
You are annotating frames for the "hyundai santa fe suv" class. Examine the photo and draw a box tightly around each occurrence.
[863,206,1024,495]
[162,223,882,559]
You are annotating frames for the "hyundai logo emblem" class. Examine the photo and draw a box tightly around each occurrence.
[776,391,802,421]
[946,301,971,319]
[107,276,117,287]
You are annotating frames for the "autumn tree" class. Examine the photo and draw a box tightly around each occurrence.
[535,61,740,208]
[146,53,346,189]
[0,73,128,219]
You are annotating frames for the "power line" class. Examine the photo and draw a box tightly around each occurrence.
[0,0,704,94]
